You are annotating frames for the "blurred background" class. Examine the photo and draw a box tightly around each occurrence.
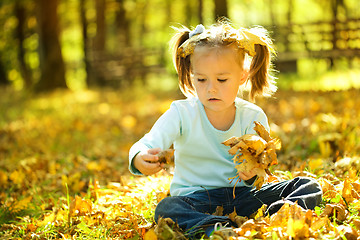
[1,0,359,93]
[1,2,360,237]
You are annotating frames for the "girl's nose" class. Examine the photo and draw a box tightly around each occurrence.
[207,80,217,93]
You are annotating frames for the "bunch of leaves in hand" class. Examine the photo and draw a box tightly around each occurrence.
[157,149,175,164]
[222,121,281,190]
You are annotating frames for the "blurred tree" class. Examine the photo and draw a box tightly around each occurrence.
[94,0,106,51]
[115,0,130,47]
[15,0,33,88]
[269,0,276,25]
[35,0,67,91]
[138,0,149,83]
[0,58,9,86]
[139,1,148,46]
[198,0,204,24]
[185,0,193,26]
[165,0,172,25]
[214,0,228,20]
[285,0,294,52]
[331,0,348,20]
[79,0,91,86]
[90,0,107,86]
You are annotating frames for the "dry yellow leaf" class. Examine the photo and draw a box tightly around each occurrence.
[318,178,337,200]
[0,170,8,187]
[12,196,32,211]
[69,196,93,217]
[321,203,347,221]
[157,149,175,164]
[342,178,354,204]
[144,229,158,240]
[9,170,25,187]
[38,212,56,227]
[335,225,359,240]
[253,121,271,142]
[287,217,310,239]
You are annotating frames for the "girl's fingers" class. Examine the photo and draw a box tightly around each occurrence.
[148,148,162,155]
[143,148,161,162]
[144,154,159,162]
[238,170,255,181]
[238,172,248,180]
[143,161,162,175]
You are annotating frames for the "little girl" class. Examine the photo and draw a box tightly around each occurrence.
[129,22,322,238]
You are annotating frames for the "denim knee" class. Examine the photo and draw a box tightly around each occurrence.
[155,197,173,223]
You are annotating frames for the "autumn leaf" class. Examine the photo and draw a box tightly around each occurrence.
[154,217,186,240]
[320,203,347,221]
[9,170,26,187]
[212,206,224,216]
[0,170,8,188]
[144,229,158,240]
[11,196,32,211]
[318,178,337,200]
[253,121,272,142]
[157,149,175,164]
[336,225,359,240]
[69,196,93,218]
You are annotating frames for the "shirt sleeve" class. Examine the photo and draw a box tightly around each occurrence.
[245,110,270,135]
[128,103,181,175]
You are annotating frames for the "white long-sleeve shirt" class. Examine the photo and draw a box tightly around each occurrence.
[129,97,270,196]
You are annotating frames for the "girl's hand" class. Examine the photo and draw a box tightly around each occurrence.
[133,148,164,175]
[238,168,258,181]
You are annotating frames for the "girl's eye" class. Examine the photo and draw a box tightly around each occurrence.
[197,78,206,82]
[218,79,227,82]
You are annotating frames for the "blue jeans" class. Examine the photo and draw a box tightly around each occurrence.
[155,177,322,237]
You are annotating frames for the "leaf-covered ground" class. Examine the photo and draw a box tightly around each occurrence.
[0,87,359,239]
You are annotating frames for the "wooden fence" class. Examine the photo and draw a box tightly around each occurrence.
[88,18,360,85]
[271,18,360,72]
[88,48,166,87]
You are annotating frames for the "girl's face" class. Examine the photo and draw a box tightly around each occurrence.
[191,45,247,116]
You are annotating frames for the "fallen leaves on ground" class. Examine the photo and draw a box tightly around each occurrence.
[1,87,360,239]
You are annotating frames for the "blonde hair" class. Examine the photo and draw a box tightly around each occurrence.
[170,21,277,101]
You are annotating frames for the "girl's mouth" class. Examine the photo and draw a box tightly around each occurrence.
[208,98,220,101]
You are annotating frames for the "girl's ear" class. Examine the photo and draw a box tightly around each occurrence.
[240,70,249,85]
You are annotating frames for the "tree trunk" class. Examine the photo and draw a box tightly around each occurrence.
[0,58,9,86]
[94,0,106,51]
[138,1,148,83]
[116,0,130,47]
[35,0,67,92]
[15,0,33,88]
[79,0,92,86]
[214,0,228,20]
[269,0,276,25]
[198,0,203,24]
[165,0,172,25]
[185,0,192,26]
[285,0,293,52]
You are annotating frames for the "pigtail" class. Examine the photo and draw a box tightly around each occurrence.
[170,27,195,97]
[248,41,277,102]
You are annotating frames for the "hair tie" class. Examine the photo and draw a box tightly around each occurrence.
[235,28,275,57]
[178,24,275,58]
[189,24,205,38]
